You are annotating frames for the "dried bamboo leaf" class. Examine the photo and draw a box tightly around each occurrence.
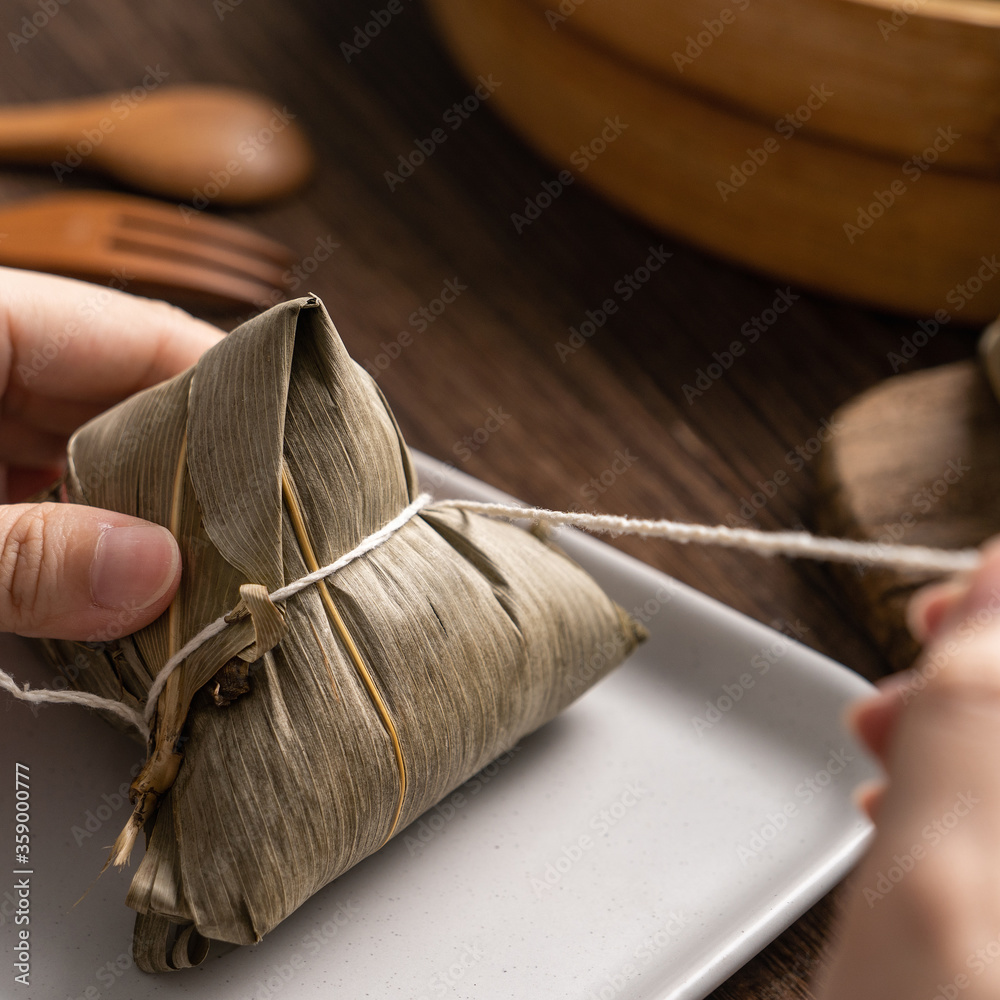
[38,296,646,970]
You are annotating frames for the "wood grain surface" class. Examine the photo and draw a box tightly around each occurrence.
[0,0,983,995]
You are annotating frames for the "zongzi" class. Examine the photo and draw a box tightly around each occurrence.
[36,295,645,972]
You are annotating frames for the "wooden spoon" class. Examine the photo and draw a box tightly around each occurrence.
[0,84,315,205]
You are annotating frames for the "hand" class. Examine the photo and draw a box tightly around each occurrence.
[816,540,1000,999]
[0,267,222,640]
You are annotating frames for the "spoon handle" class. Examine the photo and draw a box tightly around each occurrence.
[0,97,104,162]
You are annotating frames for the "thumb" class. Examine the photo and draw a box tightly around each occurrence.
[0,503,180,640]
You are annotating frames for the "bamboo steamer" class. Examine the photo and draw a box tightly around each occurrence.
[528,0,1000,173]
[426,0,1000,321]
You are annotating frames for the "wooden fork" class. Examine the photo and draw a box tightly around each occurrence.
[0,191,295,309]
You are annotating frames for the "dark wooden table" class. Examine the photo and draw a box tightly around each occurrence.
[0,1,979,995]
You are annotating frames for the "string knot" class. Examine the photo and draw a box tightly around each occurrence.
[0,491,983,734]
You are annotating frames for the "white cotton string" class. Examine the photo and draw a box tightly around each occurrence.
[141,491,435,727]
[434,500,982,575]
[0,670,147,734]
[0,491,982,734]
[0,492,434,740]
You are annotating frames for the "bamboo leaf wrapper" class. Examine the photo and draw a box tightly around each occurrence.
[36,295,646,971]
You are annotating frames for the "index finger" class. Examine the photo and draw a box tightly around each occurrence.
[863,542,1000,898]
[0,267,224,406]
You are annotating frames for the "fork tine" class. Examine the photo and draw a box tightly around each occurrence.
[111,227,289,291]
[102,245,282,309]
[0,191,293,308]
[113,202,296,267]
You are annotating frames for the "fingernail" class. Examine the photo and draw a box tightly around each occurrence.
[91,525,179,611]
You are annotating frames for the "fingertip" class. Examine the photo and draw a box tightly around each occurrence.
[0,503,179,641]
[904,537,1000,645]
[845,674,914,763]
[919,537,1000,650]
[907,578,971,643]
[852,779,885,822]
[89,523,180,638]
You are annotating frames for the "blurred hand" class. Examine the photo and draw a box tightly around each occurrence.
[816,539,1000,999]
[0,267,221,640]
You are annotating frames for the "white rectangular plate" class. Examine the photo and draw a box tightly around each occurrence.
[0,451,876,1000]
